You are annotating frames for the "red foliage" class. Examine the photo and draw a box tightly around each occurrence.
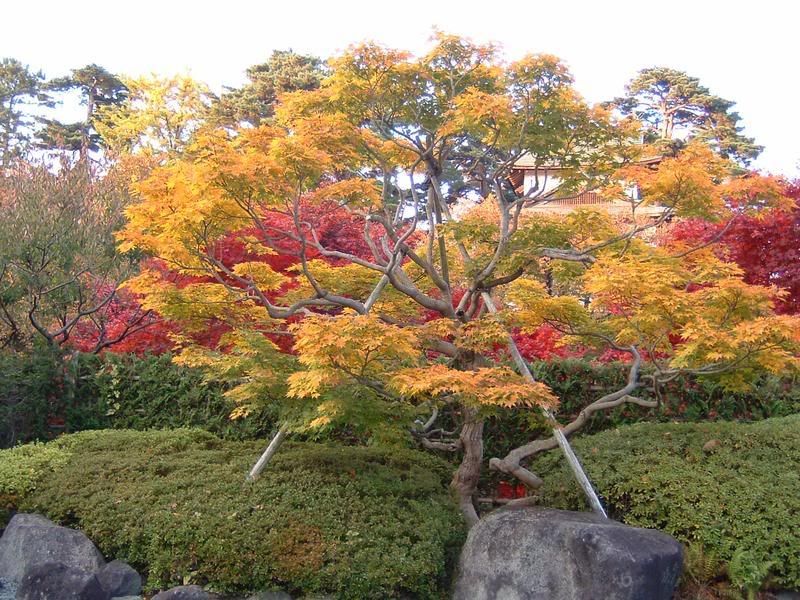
[512,325,571,361]
[69,281,174,355]
[84,203,386,355]
[496,480,527,499]
[665,180,800,314]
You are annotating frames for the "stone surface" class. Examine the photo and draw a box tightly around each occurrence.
[453,506,683,600]
[97,560,142,597]
[0,513,106,584]
[0,576,18,600]
[151,585,219,600]
[16,562,109,600]
[247,592,294,600]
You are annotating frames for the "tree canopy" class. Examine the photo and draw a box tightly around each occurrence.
[0,160,149,352]
[38,64,128,159]
[213,50,326,127]
[0,58,47,167]
[614,67,762,165]
[116,34,799,526]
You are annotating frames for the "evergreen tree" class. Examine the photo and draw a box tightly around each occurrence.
[39,64,127,160]
[0,58,47,167]
[214,50,325,127]
[614,67,762,165]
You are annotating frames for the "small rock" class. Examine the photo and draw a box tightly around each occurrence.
[151,584,219,600]
[702,439,721,453]
[16,562,109,600]
[97,560,142,597]
[0,513,106,583]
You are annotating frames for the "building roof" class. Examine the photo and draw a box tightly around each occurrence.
[512,153,662,170]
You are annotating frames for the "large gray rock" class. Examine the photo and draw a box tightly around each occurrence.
[16,562,109,600]
[97,560,142,597]
[453,506,683,600]
[0,513,106,584]
[151,585,219,600]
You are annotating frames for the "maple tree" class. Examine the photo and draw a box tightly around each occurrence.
[94,74,215,157]
[118,34,799,526]
[665,179,800,315]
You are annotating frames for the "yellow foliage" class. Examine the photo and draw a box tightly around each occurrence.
[124,273,266,332]
[94,74,214,156]
[232,262,287,291]
[454,316,509,352]
[563,209,618,250]
[580,249,800,380]
[307,179,382,210]
[284,260,381,302]
[441,89,514,143]
[390,364,558,409]
[288,314,419,398]
[616,143,728,219]
[505,278,593,334]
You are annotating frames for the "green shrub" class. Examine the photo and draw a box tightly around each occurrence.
[0,429,127,525]
[17,429,463,599]
[482,359,800,465]
[0,441,70,524]
[0,351,279,447]
[4,350,797,450]
[93,353,278,439]
[531,415,800,590]
[0,346,64,448]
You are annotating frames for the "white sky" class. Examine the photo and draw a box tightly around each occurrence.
[3,0,798,176]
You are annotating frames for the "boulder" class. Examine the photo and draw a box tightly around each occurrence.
[453,506,683,600]
[247,592,294,600]
[97,560,142,597]
[151,585,219,600]
[16,562,109,600]
[0,513,105,584]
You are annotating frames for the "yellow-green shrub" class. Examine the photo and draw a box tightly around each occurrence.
[16,429,464,599]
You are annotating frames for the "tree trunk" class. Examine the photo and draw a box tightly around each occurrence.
[80,89,94,163]
[451,408,484,528]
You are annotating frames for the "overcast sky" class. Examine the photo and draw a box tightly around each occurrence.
[3,0,797,176]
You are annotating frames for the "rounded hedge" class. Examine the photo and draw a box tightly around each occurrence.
[5,429,464,599]
[531,415,800,590]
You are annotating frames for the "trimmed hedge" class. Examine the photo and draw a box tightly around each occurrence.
[0,352,278,448]
[3,429,464,599]
[531,415,800,590]
[3,351,797,449]
[92,353,278,439]
[483,359,800,462]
